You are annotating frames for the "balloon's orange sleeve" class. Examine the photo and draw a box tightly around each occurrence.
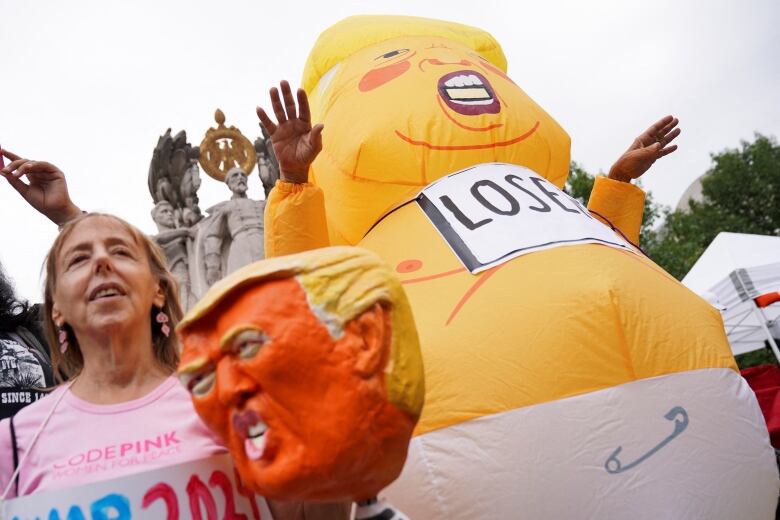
[587,176,646,245]
[264,180,331,257]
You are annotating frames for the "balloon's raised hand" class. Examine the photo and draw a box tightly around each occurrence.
[608,116,681,183]
[257,80,324,184]
[0,148,82,225]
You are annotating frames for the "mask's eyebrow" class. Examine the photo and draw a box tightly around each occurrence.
[220,324,265,352]
[177,356,210,375]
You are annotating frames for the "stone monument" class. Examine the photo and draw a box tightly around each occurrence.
[148,110,279,310]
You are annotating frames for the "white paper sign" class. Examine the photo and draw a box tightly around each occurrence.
[417,163,633,273]
[2,454,273,520]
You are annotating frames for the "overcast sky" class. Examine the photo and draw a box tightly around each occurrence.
[2,0,778,302]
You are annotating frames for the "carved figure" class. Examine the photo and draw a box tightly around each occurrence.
[177,246,424,501]
[203,168,265,285]
[151,201,195,309]
[148,129,202,227]
[254,127,280,197]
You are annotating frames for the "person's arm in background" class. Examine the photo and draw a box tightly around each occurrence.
[258,81,330,258]
[0,149,83,226]
[0,417,18,500]
[587,116,680,245]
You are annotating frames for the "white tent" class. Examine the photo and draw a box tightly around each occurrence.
[682,232,780,357]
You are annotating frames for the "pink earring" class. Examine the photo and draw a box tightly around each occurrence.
[57,327,69,354]
[156,310,171,338]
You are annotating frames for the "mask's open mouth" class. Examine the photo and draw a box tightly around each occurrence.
[234,410,268,460]
[438,70,500,116]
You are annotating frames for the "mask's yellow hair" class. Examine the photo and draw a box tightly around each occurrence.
[179,246,424,417]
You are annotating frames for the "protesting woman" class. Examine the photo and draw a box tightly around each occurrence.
[0,149,83,419]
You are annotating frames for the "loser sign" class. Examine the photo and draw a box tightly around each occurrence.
[417,163,633,273]
[2,454,273,520]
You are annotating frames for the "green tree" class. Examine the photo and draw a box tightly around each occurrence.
[643,133,780,279]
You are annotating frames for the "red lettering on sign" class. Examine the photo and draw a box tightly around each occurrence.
[209,470,249,520]
[187,475,218,520]
[142,482,179,520]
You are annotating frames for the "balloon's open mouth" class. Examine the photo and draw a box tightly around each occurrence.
[438,70,500,116]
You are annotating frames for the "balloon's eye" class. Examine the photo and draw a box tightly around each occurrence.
[375,49,409,61]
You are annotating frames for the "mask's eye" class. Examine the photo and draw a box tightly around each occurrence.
[179,363,216,397]
[375,48,409,61]
[231,329,268,360]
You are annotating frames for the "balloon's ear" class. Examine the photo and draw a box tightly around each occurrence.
[345,302,391,377]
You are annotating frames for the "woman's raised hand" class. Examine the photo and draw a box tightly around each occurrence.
[0,148,82,225]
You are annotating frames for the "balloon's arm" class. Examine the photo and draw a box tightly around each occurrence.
[264,180,330,257]
[587,176,645,245]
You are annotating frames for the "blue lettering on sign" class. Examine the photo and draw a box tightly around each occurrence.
[27,493,131,520]
[91,494,131,520]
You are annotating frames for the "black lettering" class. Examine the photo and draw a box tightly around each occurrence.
[504,175,551,212]
[471,180,520,215]
[530,177,580,213]
[439,195,493,230]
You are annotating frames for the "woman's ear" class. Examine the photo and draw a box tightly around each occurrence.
[51,304,65,328]
[153,281,166,309]
[347,302,392,377]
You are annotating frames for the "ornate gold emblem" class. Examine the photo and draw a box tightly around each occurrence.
[199,109,256,181]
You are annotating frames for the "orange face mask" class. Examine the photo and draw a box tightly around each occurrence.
[177,248,425,501]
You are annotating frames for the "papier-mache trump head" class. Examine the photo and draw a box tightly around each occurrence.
[176,246,425,501]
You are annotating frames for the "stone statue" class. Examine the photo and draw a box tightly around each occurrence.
[203,167,266,286]
[254,126,280,197]
[148,129,203,227]
[148,129,205,310]
[151,201,196,309]
[148,113,269,309]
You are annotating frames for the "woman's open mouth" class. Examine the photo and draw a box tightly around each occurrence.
[438,70,500,116]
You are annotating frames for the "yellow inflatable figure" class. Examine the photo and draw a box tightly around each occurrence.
[262,15,779,519]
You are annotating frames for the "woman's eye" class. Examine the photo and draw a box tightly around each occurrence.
[232,329,268,359]
[112,247,132,257]
[375,48,408,61]
[180,370,216,397]
[69,254,88,267]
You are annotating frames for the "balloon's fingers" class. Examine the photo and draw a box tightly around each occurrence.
[279,80,297,120]
[645,115,675,136]
[658,144,678,158]
[269,87,287,124]
[310,124,324,153]
[297,88,311,123]
[660,127,681,146]
[257,107,278,135]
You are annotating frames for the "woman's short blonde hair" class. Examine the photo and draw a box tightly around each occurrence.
[43,213,182,381]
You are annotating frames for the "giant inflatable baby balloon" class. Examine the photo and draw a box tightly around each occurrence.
[262,15,779,519]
